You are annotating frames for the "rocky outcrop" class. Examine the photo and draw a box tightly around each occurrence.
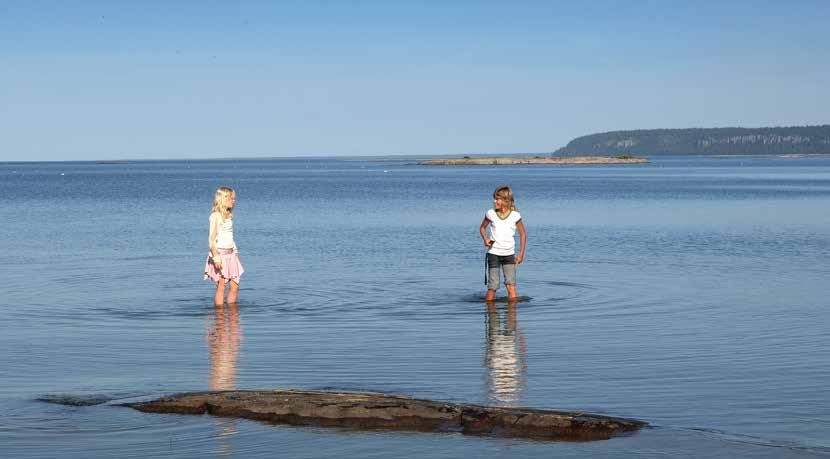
[121,389,646,441]
[419,156,648,165]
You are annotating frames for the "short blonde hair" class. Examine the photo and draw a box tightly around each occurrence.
[211,187,235,221]
[493,186,517,211]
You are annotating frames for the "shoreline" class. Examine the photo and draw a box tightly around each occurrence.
[419,156,649,165]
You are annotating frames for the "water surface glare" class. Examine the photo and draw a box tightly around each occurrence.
[2,156,829,457]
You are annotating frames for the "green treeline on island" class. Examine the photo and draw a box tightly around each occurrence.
[555,125,830,156]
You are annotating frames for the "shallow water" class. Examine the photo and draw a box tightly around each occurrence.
[2,155,829,457]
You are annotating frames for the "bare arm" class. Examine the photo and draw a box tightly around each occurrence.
[209,213,222,268]
[479,217,493,247]
[515,219,526,264]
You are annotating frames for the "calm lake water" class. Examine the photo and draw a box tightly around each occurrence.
[1,156,829,458]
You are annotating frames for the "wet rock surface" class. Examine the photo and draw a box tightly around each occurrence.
[120,389,646,441]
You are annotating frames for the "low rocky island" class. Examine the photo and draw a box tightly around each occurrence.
[419,156,648,165]
[120,389,646,441]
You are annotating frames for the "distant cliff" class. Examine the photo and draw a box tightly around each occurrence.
[555,125,830,155]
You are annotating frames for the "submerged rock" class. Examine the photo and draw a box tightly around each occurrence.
[120,389,646,441]
[38,394,115,406]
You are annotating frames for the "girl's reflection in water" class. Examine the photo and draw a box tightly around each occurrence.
[207,303,242,455]
[484,300,527,406]
[208,303,241,390]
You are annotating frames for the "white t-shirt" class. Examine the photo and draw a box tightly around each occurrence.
[486,208,522,256]
[214,217,235,249]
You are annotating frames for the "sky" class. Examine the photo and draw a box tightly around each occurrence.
[1,0,829,161]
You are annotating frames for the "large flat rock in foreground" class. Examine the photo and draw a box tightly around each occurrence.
[121,389,646,441]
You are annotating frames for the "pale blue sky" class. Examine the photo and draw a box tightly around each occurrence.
[2,0,828,161]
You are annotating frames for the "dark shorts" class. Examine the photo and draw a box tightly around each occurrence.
[486,253,516,291]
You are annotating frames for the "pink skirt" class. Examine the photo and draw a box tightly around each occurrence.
[204,248,244,284]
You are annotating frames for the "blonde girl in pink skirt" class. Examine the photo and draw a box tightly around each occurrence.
[204,187,244,305]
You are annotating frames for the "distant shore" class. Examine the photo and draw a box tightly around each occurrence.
[419,156,649,165]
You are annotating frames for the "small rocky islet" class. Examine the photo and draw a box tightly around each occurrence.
[419,156,648,165]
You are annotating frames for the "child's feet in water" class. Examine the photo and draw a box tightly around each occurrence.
[484,294,531,303]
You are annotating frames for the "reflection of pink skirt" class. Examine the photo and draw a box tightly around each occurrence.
[204,248,244,284]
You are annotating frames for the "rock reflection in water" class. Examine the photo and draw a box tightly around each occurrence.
[484,301,527,405]
[206,303,242,455]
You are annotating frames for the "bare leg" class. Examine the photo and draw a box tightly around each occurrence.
[214,278,226,306]
[486,290,496,301]
[227,280,239,304]
[506,284,517,299]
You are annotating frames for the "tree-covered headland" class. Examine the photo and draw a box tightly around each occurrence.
[555,125,830,156]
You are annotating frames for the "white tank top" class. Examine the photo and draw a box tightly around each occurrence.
[215,218,235,249]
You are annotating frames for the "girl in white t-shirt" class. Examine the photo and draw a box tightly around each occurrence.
[479,186,526,301]
[204,187,245,305]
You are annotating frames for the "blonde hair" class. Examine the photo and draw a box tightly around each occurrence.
[493,186,517,211]
[211,187,235,221]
